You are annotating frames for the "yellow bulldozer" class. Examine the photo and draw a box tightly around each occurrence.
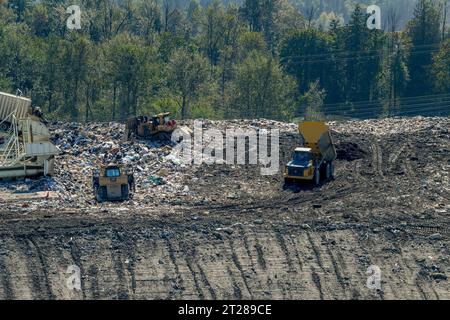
[284,121,337,186]
[92,164,135,202]
[123,112,177,142]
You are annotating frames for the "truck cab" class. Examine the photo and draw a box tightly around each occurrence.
[286,148,314,178]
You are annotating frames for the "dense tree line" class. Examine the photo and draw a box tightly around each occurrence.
[0,0,448,122]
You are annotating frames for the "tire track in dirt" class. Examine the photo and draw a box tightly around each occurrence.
[229,239,253,299]
[68,238,86,299]
[410,253,441,300]
[323,236,348,297]
[0,239,14,299]
[163,238,185,298]
[306,232,325,272]
[121,234,137,296]
[109,231,130,300]
[27,237,55,300]
[14,236,40,299]
[196,262,217,299]
[226,266,242,299]
[254,241,267,270]
[273,226,296,273]
[351,230,382,300]
[371,140,384,178]
[306,232,338,300]
[13,235,54,299]
[183,239,217,299]
[388,144,406,168]
[88,265,100,299]
[238,227,267,295]
[311,267,324,300]
[287,234,303,272]
[179,240,207,299]
[414,276,429,299]
[239,226,257,272]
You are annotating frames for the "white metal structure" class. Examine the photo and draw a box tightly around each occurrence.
[0,92,59,178]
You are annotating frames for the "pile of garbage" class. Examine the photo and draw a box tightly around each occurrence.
[0,122,177,212]
[0,116,448,213]
[0,119,293,212]
[329,116,450,136]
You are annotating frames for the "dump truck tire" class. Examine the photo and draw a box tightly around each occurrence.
[283,178,292,189]
[314,169,320,185]
[326,163,331,180]
[330,162,334,178]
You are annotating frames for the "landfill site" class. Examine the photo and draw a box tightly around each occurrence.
[0,92,449,300]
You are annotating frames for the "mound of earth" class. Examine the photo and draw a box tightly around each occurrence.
[0,117,448,299]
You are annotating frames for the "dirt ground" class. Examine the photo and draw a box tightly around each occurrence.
[0,117,449,300]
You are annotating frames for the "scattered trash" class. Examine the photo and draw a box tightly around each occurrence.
[148,176,164,186]
[429,233,443,241]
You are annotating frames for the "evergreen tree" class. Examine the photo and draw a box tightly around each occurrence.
[406,0,442,96]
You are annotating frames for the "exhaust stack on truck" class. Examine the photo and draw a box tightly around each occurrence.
[0,91,59,178]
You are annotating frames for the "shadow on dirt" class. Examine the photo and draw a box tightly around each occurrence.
[335,142,367,161]
[282,178,333,193]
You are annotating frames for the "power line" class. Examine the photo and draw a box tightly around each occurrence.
[279,42,443,62]
[322,102,450,115]
[318,93,450,111]
[279,47,441,65]
[321,99,450,113]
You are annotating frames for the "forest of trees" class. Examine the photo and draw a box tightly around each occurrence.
[0,0,449,122]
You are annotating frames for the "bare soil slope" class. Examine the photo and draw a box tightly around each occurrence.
[0,117,449,300]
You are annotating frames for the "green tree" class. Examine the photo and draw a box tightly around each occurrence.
[430,39,450,93]
[106,33,156,120]
[376,33,410,116]
[167,48,209,119]
[230,51,297,120]
[8,0,29,22]
[279,29,332,95]
[406,0,442,96]
[41,35,62,114]
[59,34,92,121]
[301,80,325,120]
[241,0,281,52]
[218,6,244,110]
[201,0,225,66]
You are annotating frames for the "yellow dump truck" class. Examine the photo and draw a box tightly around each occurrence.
[284,121,336,186]
[92,164,135,202]
[0,91,59,179]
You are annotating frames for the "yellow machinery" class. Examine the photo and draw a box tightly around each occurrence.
[92,164,135,202]
[123,112,177,141]
[284,121,336,186]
